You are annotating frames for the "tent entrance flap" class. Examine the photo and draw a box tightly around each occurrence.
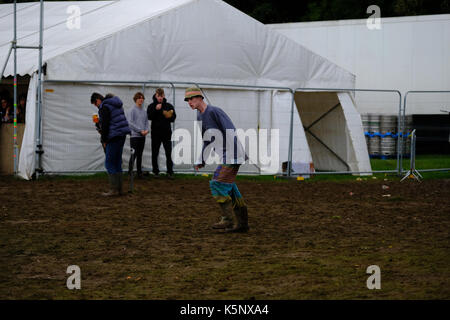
[302,101,350,171]
[294,91,371,173]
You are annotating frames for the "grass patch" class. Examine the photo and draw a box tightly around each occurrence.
[3,170,449,183]
[2,154,449,183]
[371,154,450,171]
[412,154,450,170]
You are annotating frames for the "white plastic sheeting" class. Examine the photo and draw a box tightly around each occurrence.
[17,73,38,180]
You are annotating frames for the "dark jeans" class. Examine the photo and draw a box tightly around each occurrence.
[151,134,173,175]
[129,137,146,175]
[105,135,126,174]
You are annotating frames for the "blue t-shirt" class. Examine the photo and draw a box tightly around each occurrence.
[197,105,245,165]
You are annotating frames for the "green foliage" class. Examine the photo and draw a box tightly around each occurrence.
[224,0,450,23]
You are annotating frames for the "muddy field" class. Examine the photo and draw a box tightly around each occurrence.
[0,174,449,299]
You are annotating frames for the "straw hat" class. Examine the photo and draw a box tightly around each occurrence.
[184,86,204,101]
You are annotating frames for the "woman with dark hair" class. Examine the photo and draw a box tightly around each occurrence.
[1,98,10,122]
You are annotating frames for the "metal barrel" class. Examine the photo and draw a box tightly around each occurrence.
[380,114,397,156]
[368,113,380,156]
[403,114,413,156]
[361,114,371,150]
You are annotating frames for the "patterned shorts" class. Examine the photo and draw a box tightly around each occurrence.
[209,164,245,207]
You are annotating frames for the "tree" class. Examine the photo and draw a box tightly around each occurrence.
[223,0,450,23]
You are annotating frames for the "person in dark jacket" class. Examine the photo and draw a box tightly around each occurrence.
[17,95,26,123]
[147,88,176,177]
[91,92,131,196]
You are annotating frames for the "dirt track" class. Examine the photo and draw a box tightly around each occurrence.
[0,175,449,299]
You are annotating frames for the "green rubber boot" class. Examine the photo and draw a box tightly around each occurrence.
[102,174,118,197]
[226,205,249,233]
[212,201,234,229]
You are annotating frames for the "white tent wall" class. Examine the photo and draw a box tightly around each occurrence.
[269,15,450,114]
[38,82,307,175]
[267,91,313,174]
[41,82,189,174]
[294,92,370,172]
[41,82,139,173]
[337,92,371,173]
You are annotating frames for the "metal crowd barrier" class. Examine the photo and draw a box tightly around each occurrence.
[402,90,450,174]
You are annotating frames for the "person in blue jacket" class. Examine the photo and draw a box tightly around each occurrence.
[91,92,131,196]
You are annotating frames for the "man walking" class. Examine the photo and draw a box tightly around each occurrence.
[147,88,176,177]
[184,86,249,233]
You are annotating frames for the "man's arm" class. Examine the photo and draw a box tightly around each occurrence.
[213,107,235,135]
[147,104,159,121]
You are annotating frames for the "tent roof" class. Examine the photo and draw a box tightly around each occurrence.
[1,0,355,89]
[268,13,450,29]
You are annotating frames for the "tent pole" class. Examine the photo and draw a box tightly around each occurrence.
[257,90,261,175]
[287,90,295,177]
[35,0,44,179]
[396,93,404,176]
[400,92,408,175]
[171,83,175,153]
[13,0,18,174]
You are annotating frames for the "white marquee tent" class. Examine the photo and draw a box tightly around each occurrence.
[0,0,371,179]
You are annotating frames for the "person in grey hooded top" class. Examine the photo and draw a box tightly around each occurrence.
[127,92,149,178]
